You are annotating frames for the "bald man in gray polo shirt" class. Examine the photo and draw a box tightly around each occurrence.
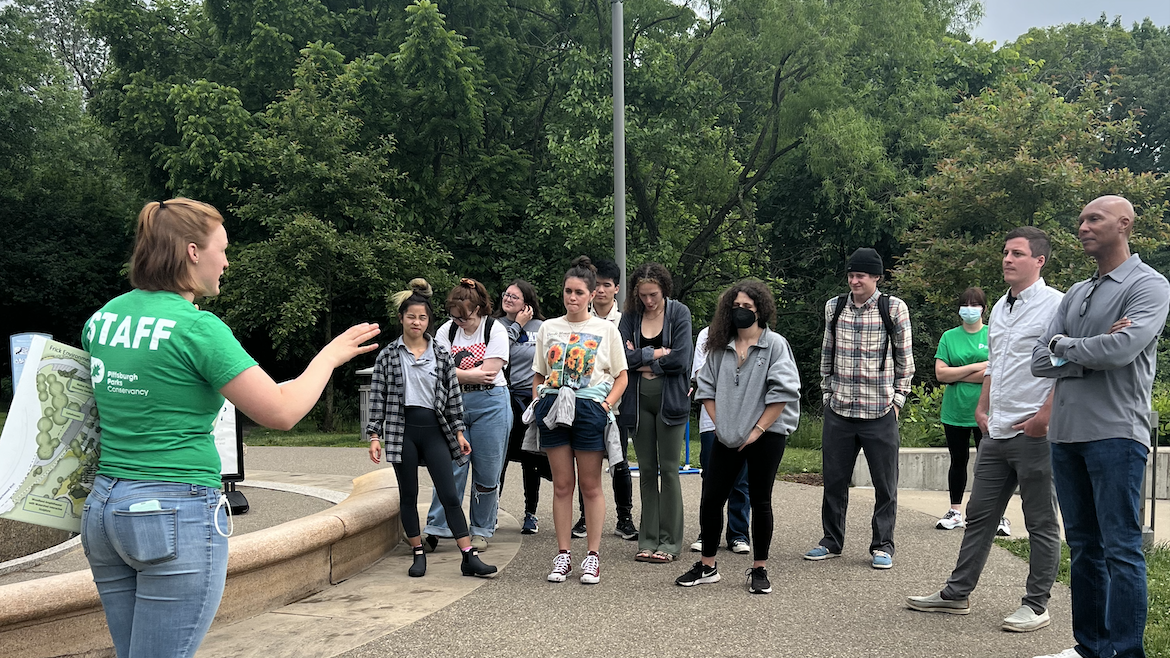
[1031,195,1170,658]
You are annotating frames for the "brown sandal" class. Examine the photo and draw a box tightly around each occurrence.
[647,551,676,563]
[635,549,655,562]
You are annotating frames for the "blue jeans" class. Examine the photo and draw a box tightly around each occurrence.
[699,430,749,543]
[81,475,229,658]
[426,386,512,538]
[1051,439,1149,658]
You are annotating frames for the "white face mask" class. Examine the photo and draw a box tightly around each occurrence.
[959,306,983,325]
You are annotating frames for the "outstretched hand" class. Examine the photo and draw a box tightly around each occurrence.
[321,323,381,368]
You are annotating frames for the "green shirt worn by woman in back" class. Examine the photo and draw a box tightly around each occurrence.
[935,324,989,427]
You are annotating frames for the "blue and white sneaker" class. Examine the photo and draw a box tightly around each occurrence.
[871,550,893,570]
[803,546,841,561]
[521,513,539,535]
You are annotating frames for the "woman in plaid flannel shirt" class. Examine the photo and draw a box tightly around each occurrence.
[367,279,496,579]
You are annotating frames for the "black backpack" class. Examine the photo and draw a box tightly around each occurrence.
[827,293,899,374]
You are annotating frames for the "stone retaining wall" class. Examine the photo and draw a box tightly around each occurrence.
[854,446,1170,499]
[0,469,400,658]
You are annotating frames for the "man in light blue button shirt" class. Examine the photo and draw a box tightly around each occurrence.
[1031,195,1170,658]
[907,227,1063,632]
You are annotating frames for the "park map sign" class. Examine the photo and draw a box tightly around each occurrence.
[0,336,100,533]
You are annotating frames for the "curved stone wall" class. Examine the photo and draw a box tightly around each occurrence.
[0,469,400,658]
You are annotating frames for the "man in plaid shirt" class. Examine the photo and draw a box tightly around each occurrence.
[804,247,915,570]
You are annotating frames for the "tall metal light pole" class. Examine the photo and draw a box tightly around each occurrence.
[611,0,627,308]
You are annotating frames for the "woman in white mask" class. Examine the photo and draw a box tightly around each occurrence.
[932,287,990,531]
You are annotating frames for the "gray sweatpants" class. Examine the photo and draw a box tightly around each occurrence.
[942,433,1060,613]
[820,407,900,555]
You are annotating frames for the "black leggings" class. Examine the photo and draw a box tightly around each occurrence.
[700,432,787,561]
[943,423,983,506]
[391,407,470,539]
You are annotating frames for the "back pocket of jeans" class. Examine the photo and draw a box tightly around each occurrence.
[112,508,178,565]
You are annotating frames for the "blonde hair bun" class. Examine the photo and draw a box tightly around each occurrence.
[390,278,433,311]
[409,278,433,298]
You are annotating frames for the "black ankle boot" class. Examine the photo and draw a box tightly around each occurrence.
[461,548,498,578]
[408,545,426,577]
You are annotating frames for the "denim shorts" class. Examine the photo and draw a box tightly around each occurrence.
[536,395,607,452]
[81,474,229,658]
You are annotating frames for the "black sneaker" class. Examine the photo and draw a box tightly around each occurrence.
[571,516,588,538]
[675,561,721,587]
[614,517,638,541]
[746,566,771,594]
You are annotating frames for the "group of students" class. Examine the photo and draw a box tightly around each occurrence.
[362,257,801,592]
[76,194,1165,658]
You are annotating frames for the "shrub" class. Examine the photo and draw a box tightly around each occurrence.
[899,382,947,447]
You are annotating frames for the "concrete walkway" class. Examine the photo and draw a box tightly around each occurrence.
[193,447,1084,658]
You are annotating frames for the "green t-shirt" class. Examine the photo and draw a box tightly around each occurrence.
[81,289,257,488]
[935,324,989,427]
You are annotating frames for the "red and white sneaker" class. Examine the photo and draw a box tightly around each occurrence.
[580,552,600,584]
[548,551,572,582]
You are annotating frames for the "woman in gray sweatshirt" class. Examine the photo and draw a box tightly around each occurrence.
[676,280,801,595]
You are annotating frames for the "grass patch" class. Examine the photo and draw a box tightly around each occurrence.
[995,538,1170,657]
[778,447,822,475]
[243,420,365,448]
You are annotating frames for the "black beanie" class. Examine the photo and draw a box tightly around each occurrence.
[847,248,883,276]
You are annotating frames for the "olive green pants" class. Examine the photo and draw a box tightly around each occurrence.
[632,376,686,556]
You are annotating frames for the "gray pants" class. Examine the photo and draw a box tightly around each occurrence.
[820,408,899,555]
[942,433,1060,613]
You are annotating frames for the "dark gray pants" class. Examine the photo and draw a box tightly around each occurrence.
[820,407,899,555]
[942,433,1060,613]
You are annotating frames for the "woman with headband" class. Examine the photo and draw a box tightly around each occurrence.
[422,278,512,552]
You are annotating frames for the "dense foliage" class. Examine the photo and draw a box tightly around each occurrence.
[2,0,1168,422]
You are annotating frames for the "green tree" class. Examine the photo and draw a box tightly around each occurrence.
[1012,18,1170,173]
[894,78,1170,379]
[213,43,451,430]
[0,5,133,385]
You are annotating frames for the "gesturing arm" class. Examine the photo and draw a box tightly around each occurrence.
[225,323,380,431]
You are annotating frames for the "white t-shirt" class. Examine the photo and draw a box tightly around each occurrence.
[692,326,715,433]
[533,316,628,393]
[436,318,510,387]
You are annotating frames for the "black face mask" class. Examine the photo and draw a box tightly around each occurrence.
[732,307,757,329]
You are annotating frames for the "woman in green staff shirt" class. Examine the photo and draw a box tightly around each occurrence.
[933,287,989,531]
[81,198,379,658]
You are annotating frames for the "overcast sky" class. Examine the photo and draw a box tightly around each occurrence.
[970,0,1170,45]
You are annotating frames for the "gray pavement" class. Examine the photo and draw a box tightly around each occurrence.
[3,446,1082,657]
[245,447,1077,658]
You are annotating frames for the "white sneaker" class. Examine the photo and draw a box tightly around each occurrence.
[1032,649,1080,658]
[1003,605,1051,632]
[547,552,572,582]
[689,538,702,552]
[579,553,600,584]
[729,539,751,554]
[936,509,965,530]
[997,517,1012,537]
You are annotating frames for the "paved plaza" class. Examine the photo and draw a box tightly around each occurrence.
[186,446,1082,658]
